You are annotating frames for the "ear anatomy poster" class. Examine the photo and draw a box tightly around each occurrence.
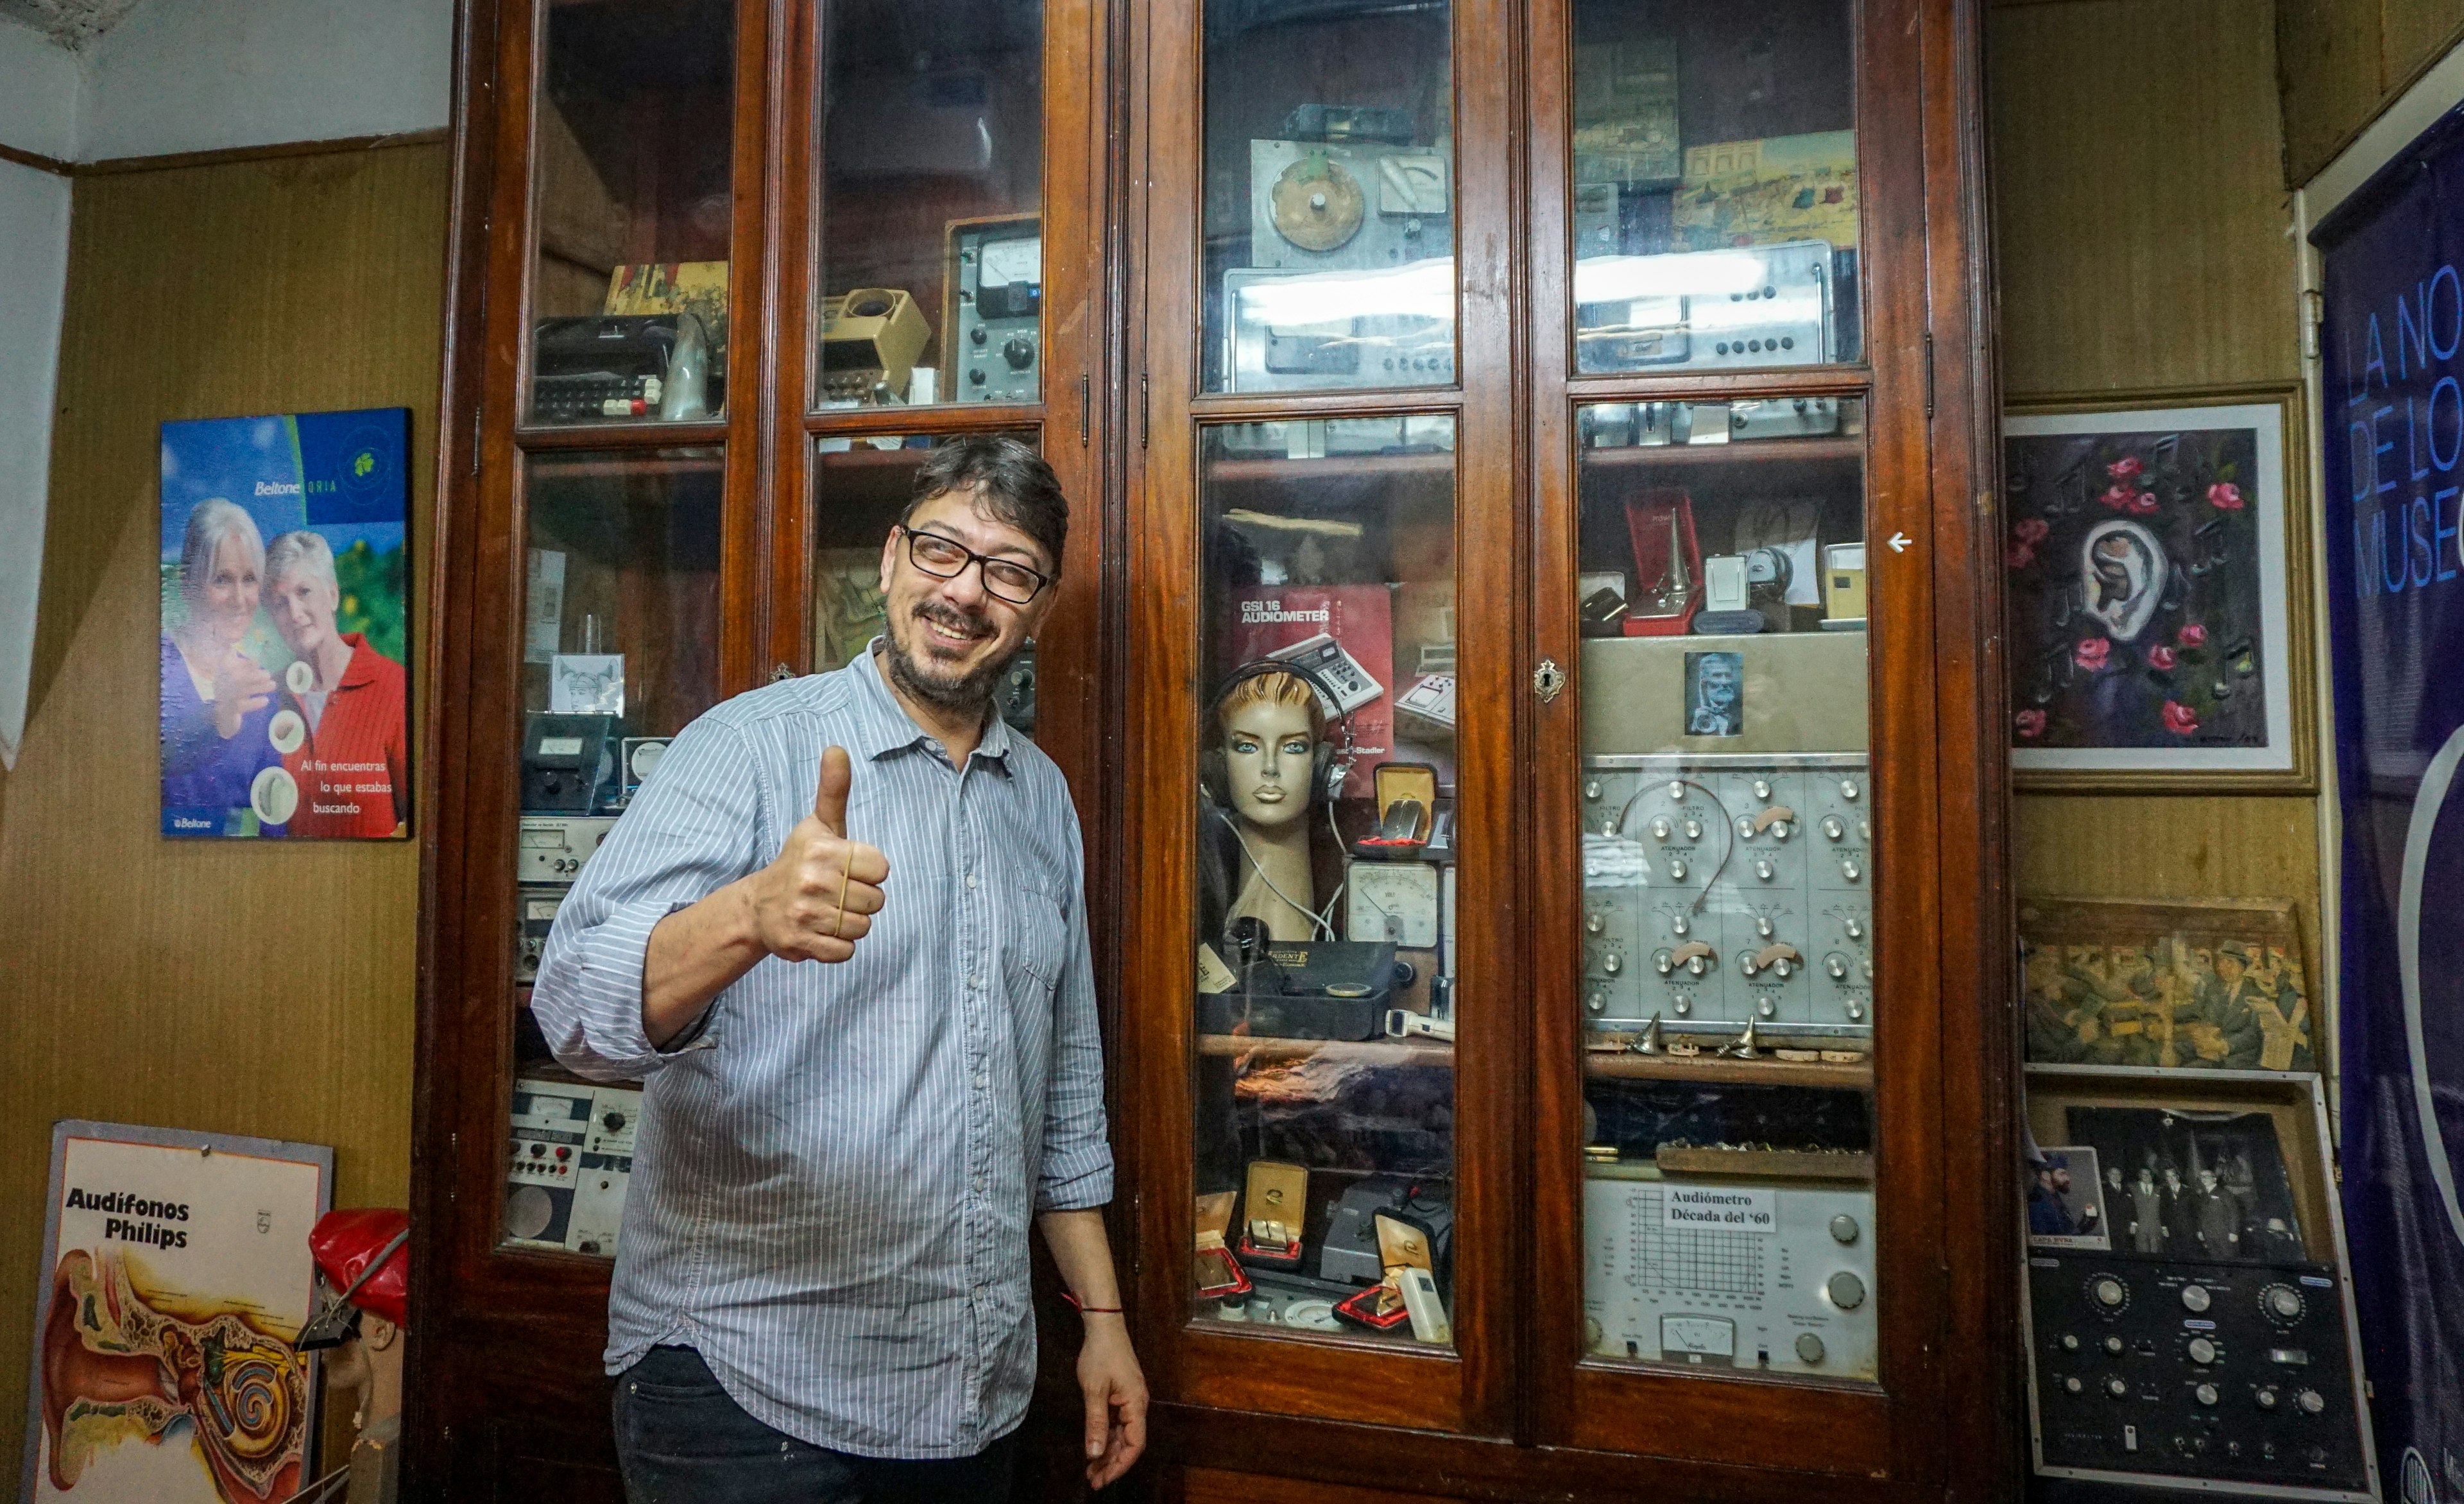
[22,1123,332,1504]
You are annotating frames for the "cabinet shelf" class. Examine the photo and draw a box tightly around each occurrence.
[1196,1033,1457,1070]
[1582,1047,1874,1091]
[1581,436,1865,470]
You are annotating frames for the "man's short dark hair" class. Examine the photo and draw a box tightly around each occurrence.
[903,434,1068,574]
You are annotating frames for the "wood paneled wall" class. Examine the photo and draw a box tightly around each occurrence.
[1989,0,2325,998]
[0,141,447,1488]
[2280,0,2464,187]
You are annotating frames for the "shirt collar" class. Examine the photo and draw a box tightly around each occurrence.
[846,639,1014,774]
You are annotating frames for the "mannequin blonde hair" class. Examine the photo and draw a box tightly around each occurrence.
[1215,669,1321,738]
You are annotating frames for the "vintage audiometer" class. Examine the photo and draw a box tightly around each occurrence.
[2021,1066,2380,1503]
[506,1077,641,1258]
[529,312,714,425]
[1571,239,1838,372]
[947,216,1042,404]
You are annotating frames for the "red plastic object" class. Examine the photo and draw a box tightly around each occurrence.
[1620,488,1702,636]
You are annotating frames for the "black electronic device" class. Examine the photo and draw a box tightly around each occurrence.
[529,313,713,425]
[1199,937,1402,1041]
[1280,103,1417,144]
[522,713,622,812]
[1319,1176,1453,1286]
[949,216,1042,404]
[2026,1250,2372,1498]
[997,641,1037,735]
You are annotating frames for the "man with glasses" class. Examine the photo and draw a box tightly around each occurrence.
[533,435,1144,1502]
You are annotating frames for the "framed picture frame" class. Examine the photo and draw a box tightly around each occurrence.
[2002,384,2315,792]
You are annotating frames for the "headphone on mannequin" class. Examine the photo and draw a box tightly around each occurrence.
[1199,656,1358,810]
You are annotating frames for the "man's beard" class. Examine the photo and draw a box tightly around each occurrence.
[884,600,1014,714]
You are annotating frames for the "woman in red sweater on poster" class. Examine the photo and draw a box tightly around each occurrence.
[264,531,409,839]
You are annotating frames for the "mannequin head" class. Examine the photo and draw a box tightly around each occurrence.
[1215,671,1321,833]
[300,1209,409,1436]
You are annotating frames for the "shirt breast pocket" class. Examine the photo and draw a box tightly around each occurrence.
[1003,881,1069,996]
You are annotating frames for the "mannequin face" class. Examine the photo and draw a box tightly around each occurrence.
[1221,696,1316,832]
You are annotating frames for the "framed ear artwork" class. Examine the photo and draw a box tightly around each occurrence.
[2001,386,2316,792]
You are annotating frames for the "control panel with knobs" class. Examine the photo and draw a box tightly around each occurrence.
[1580,755,1873,1038]
[2028,1253,2372,1494]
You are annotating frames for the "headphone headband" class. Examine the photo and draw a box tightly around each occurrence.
[1206,654,1360,805]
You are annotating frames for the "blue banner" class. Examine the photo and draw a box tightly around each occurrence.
[2318,107,2464,1504]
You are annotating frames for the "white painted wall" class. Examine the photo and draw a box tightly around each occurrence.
[78,0,452,162]
[0,16,80,160]
[0,158,71,767]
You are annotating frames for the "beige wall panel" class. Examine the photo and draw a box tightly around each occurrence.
[2013,794,2322,998]
[2381,0,2464,103]
[0,142,446,1489]
[2279,0,2389,185]
[1990,0,2300,396]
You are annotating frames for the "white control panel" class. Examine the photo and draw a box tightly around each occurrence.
[506,1076,640,1258]
[518,814,617,885]
[1582,755,1873,1038]
[1584,1171,1878,1378]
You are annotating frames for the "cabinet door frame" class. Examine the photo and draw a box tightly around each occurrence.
[1118,0,1524,1439]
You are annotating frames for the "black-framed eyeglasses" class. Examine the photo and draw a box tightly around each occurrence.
[898,526,1052,605]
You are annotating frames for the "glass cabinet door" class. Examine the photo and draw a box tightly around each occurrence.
[506,448,725,1256]
[1567,0,1860,373]
[1570,398,1879,1376]
[1199,1,1458,393]
[527,0,739,425]
[1188,422,1462,1348]
[814,0,1045,408]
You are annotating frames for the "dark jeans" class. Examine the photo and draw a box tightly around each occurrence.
[613,1346,1018,1504]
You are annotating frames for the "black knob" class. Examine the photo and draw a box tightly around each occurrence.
[1002,334,1036,371]
[968,368,988,386]
[970,325,989,345]
[602,1111,626,1132]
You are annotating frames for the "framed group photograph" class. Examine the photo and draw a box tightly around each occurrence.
[2001,386,2314,791]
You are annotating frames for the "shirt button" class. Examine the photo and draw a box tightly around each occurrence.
[969,975,981,989]
[966,873,977,889]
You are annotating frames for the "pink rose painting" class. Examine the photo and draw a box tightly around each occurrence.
[2003,414,2274,760]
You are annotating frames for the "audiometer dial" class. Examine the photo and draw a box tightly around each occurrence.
[2260,1283,2306,1324]
[1269,153,1367,252]
[2085,1272,2131,1315]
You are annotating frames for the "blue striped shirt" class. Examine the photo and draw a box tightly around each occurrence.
[529,644,1112,1459]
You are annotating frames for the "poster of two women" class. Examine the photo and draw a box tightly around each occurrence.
[158,409,409,839]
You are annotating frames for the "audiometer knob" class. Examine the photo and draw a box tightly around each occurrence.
[1822,815,1845,841]
[2059,1333,2080,1353]
[1003,334,1035,370]
[1603,952,1623,975]
[1844,916,1864,940]
[2063,1375,2084,1394]
[1584,779,1602,800]
[1844,997,1867,1021]
[1671,914,1690,936]
[1668,859,1688,881]
[1585,989,1606,1013]
[968,367,989,387]
[1772,955,1794,978]
[1684,818,1703,841]
[602,1110,627,1132]
[2263,1285,2304,1321]
[2257,1387,2280,1410]
[2298,1389,2326,1415]
[2195,1383,2220,1407]
[1826,1271,1866,1310]
[1770,819,1791,841]
[2106,1377,2129,1399]
[1755,859,1775,882]
[2092,1276,2128,1309]
[1738,815,1756,839]
[1795,1332,1826,1365]
[2105,1335,2125,1355]
[1827,953,1849,978]
[1840,779,1861,800]
[1756,916,1774,938]
[1654,950,1675,976]
[1686,954,1708,977]
[2181,1284,2212,1313]
[1586,913,1604,934]
[1752,779,1772,800]
[1667,780,1686,801]
[1830,1214,1861,1244]
[970,325,988,345]
[1650,817,1672,841]
[2187,1337,2217,1365]
[1672,995,1693,1015]
[1840,859,1861,882]
[1756,997,1776,1018]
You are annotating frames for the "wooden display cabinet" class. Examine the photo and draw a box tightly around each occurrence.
[414,0,2012,1495]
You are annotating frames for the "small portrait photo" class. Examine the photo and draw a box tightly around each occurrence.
[1683,651,1743,737]
[2026,1145,2111,1251]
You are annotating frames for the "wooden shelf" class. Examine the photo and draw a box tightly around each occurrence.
[1204,452,1456,484]
[1196,1034,1456,1070]
[1582,436,1864,469]
[1583,1047,1872,1090]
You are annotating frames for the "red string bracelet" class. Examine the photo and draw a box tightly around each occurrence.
[1060,1292,1124,1314]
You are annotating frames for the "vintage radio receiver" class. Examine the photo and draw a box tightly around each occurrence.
[1584,1168,1877,1378]
[948,216,1041,404]
[1573,240,1835,373]
[820,288,930,403]
[1223,266,1455,391]
[530,313,712,425]
[523,712,621,812]
[518,814,617,885]
[514,885,566,984]
[505,1077,641,1258]
[1249,135,1450,273]
[1199,937,1404,1041]
[1581,753,1874,1039]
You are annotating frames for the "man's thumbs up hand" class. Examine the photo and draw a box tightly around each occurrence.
[749,744,889,963]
